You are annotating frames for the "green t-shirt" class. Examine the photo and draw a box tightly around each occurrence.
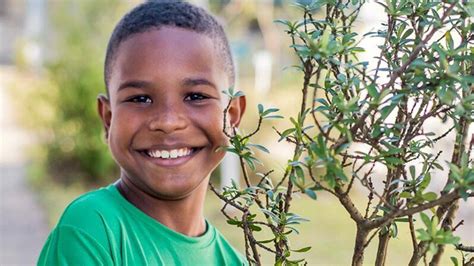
[38,184,247,266]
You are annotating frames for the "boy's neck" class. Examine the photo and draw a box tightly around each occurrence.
[116,178,207,237]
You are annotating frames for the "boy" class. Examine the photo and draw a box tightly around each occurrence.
[38,1,247,265]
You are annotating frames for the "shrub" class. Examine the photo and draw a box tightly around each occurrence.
[213,1,474,265]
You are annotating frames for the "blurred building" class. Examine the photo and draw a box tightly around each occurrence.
[0,0,20,65]
[1,2,50,265]
[0,0,47,67]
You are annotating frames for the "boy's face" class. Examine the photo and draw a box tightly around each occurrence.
[98,27,245,200]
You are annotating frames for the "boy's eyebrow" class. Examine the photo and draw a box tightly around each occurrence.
[182,78,217,90]
[117,78,218,92]
[117,80,154,92]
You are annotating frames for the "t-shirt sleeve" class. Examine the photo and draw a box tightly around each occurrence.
[38,225,114,266]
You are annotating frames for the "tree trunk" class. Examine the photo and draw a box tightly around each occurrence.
[430,201,459,265]
[352,225,369,266]
[375,230,390,266]
[408,244,427,266]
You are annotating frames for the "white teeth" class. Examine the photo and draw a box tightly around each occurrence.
[170,150,178,158]
[147,148,193,159]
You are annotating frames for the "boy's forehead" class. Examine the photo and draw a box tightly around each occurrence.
[108,27,230,96]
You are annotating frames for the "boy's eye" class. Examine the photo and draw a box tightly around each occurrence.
[184,93,209,101]
[127,95,152,104]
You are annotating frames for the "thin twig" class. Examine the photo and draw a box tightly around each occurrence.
[209,182,246,212]
[456,244,474,253]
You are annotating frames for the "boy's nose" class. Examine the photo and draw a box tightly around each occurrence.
[147,103,188,133]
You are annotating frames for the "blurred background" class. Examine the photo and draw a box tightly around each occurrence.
[0,0,472,265]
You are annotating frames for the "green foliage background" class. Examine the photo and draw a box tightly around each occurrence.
[24,1,133,185]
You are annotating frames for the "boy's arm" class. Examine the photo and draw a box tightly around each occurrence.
[38,225,114,266]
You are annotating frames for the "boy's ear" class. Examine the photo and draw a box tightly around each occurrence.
[97,94,112,139]
[228,95,246,128]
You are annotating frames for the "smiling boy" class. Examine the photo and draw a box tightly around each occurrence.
[38,1,247,265]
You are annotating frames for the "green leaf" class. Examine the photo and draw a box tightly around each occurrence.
[314,98,329,106]
[436,86,456,105]
[262,107,280,117]
[244,156,256,171]
[231,178,239,189]
[275,259,283,266]
[450,256,459,266]
[278,128,296,142]
[431,215,439,235]
[420,212,431,228]
[337,73,347,82]
[367,84,379,98]
[380,104,397,120]
[448,163,462,180]
[417,229,431,241]
[399,191,412,198]
[326,175,336,189]
[429,242,439,254]
[304,188,317,200]
[264,115,284,120]
[233,91,244,97]
[409,165,416,179]
[274,19,293,28]
[335,142,350,154]
[248,143,270,153]
[249,224,262,232]
[401,28,414,39]
[291,165,305,190]
[342,32,357,44]
[390,223,398,238]
[295,165,305,181]
[260,209,280,224]
[227,218,241,226]
[286,260,304,266]
[222,86,244,99]
[371,125,383,138]
[349,47,365,53]
[290,117,299,128]
[258,238,275,244]
[384,156,403,166]
[419,173,431,192]
[422,192,437,201]
[394,217,410,223]
[445,31,453,50]
[292,246,312,253]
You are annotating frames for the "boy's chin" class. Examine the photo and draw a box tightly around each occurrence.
[119,171,210,201]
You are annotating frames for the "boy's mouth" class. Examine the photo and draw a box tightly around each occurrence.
[140,147,202,159]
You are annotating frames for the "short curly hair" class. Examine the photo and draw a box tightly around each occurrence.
[104,0,234,91]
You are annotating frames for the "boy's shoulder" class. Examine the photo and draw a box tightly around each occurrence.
[57,184,121,229]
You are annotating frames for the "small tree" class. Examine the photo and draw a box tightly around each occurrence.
[212,0,473,265]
